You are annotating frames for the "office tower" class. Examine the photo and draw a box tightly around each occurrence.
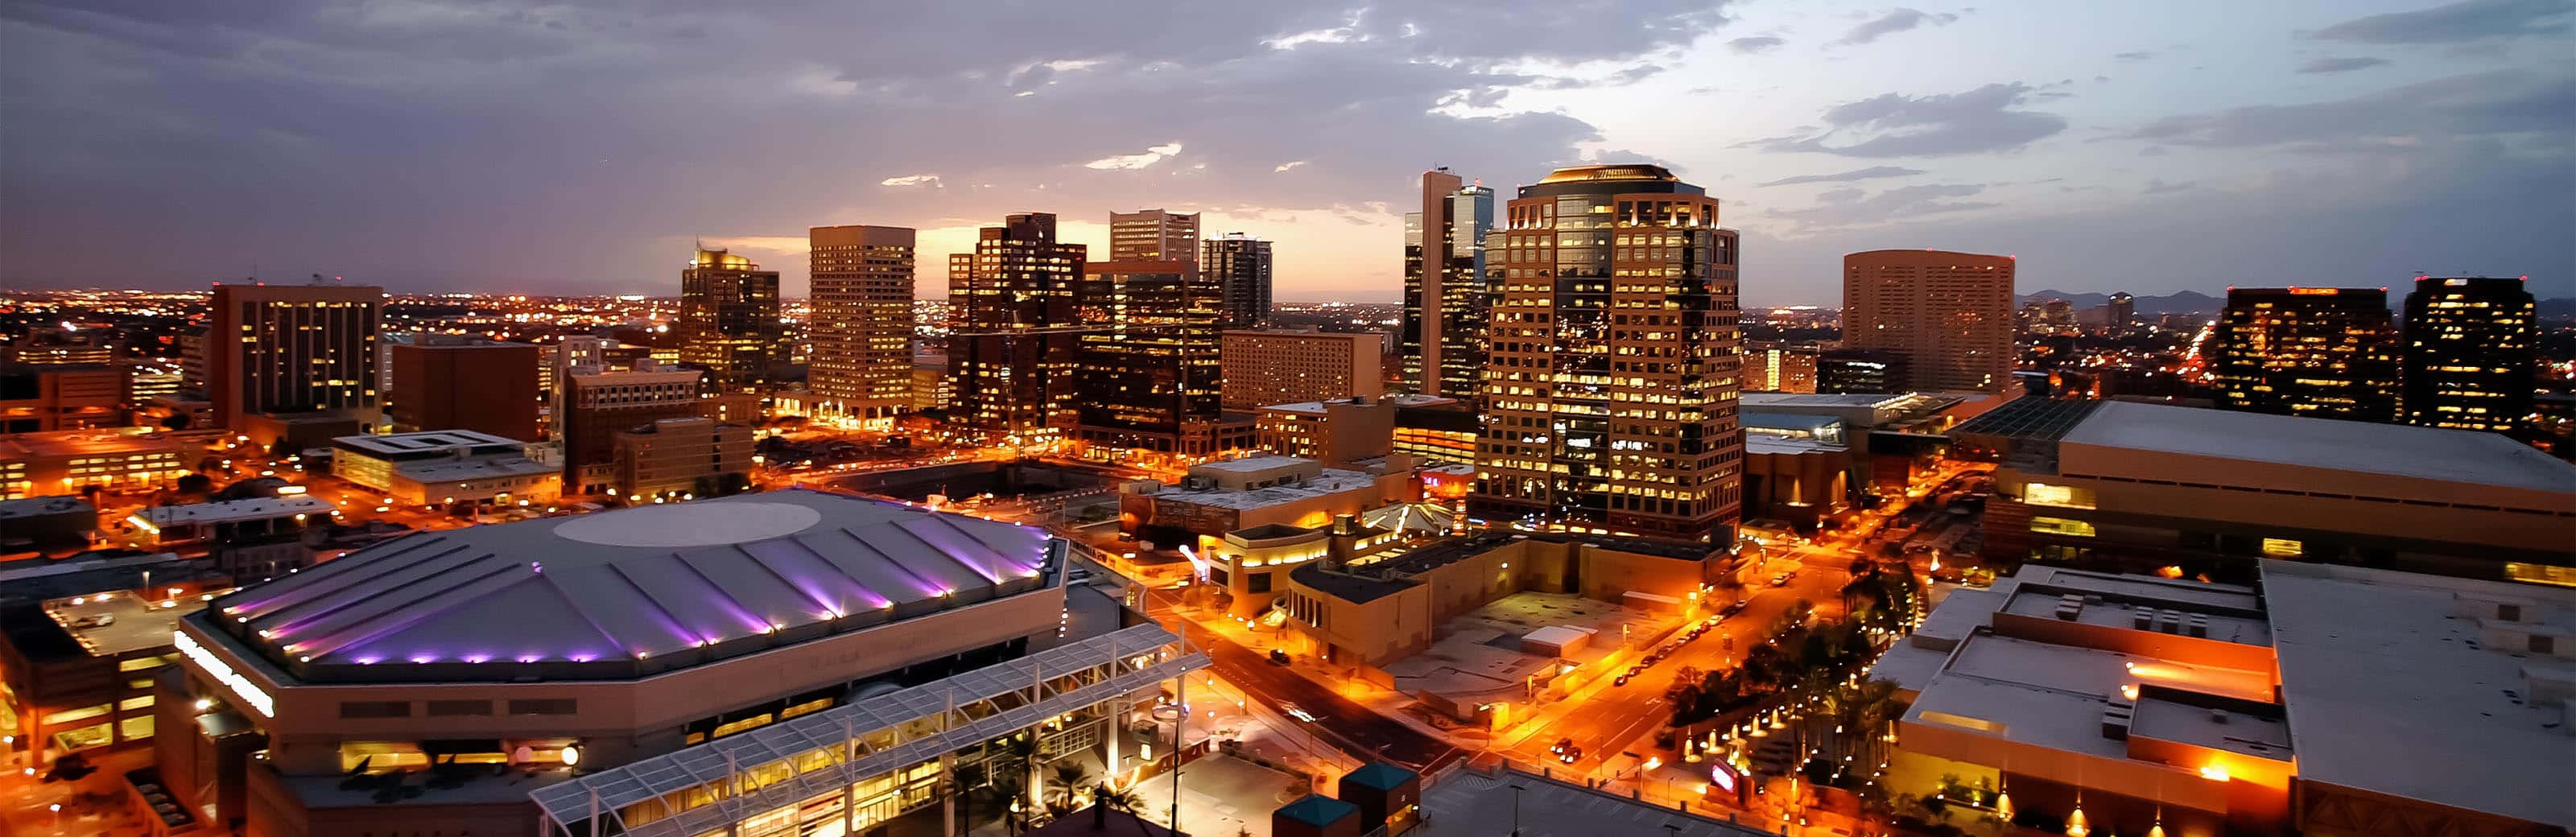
[1204,233,1275,328]
[1470,164,1743,544]
[2402,276,2536,432]
[677,247,781,392]
[205,282,383,431]
[1401,170,1495,398]
[2107,291,2136,336]
[947,213,1087,439]
[559,367,705,494]
[1817,348,1908,394]
[611,416,753,499]
[1840,249,2016,394]
[2216,287,2400,422]
[1108,208,1199,262]
[1073,260,1225,460]
[808,225,917,424]
[3,328,114,365]
[1742,342,1818,393]
[1220,330,1385,409]
[385,338,543,440]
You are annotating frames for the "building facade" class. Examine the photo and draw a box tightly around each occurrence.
[609,416,751,500]
[559,368,706,495]
[205,282,383,431]
[1074,260,1227,461]
[2215,287,2400,422]
[948,213,1088,440]
[1816,348,1908,394]
[1107,208,1198,262]
[1255,398,1396,468]
[1219,330,1385,410]
[1470,164,1744,545]
[1402,170,1494,398]
[0,364,122,432]
[2401,276,2536,433]
[386,339,544,441]
[331,430,561,506]
[1203,233,1274,328]
[0,429,187,500]
[1741,342,1818,394]
[1839,249,2016,394]
[677,248,782,393]
[807,225,917,424]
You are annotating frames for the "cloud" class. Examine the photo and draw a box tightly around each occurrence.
[2297,56,2391,74]
[879,174,943,188]
[1727,35,1785,53]
[1836,8,1959,45]
[2120,68,2575,148]
[2140,178,2194,194]
[1083,142,1186,170]
[2310,0,2574,43]
[1274,160,1309,172]
[1769,183,1998,227]
[1757,165,1926,187]
[1752,83,2068,157]
[2113,51,2155,61]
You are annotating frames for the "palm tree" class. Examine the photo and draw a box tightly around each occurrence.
[1046,763,1092,813]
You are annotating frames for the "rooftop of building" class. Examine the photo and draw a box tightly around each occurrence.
[198,488,1051,683]
[42,587,218,657]
[1190,454,1311,474]
[0,495,93,520]
[1740,393,1907,409]
[1138,469,1385,511]
[387,454,560,485]
[1275,794,1360,827]
[1388,394,1459,408]
[136,496,334,528]
[1744,435,1843,456]
[1947,395,2103,443]
[0,427,179,458]
[1534,163,1680,183]
[2260,562,2576,828]
[1416,764,1772,836]
[1742,411,1843,432]
[332,429,524,457]
[2066,400,2576,495]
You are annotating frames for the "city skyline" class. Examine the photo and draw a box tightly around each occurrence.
[3,0,2571,306]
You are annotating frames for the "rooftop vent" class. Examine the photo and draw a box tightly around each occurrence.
[2209,709,2230,725]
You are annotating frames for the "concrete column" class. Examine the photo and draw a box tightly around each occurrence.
[1104,713,1121,786]
[940,751,956,836]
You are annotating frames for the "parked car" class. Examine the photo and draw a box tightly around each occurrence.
[1268,648,1292,666]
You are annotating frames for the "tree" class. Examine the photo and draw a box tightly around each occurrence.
[175,474,216,497]
[1045,763,1092,814]
[160,413,191,431]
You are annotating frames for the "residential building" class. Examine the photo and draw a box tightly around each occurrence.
[1952,397,2576,585]
[1107,208,1199,262]
[331,430,561,506]
[0,363,122,431]
[2215,287,2400,422]
[1840,249,2016,394]
[609,416,752,500]
[0,429,187,499]
[155,489,1204,837]
[1074,260,1228,462]
[1119,455,1415,546]
[1471,164,1744,545]
[1869,563,2574,837]
[1255,397,1396,468]
[559,368,706,494]
[1817,348,1907,394]
[807,225,917,424]
[677,248,782,392]
[1220,330,1384,410]
[1401,170,1494,398]
[385,338,544,441]
[948,213,1087,439]
[2401,276,2536,433]
[204,282,383,431]
[1741,342,1818,393]
[1203,233,1274,328]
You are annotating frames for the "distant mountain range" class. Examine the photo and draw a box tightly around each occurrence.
[2017,290,2223,315]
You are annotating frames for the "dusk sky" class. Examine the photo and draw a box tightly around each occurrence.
[3,0,2570,306]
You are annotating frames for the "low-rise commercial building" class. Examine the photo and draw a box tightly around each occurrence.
[1200,517,1402,619]
[1870,563,2574,837]
[0,428,188,499]
[159,489,1206,837]
[1952,397,2576,584]
[129,497,332,550]
[0,363,122,432]
[332,430,562,506]
[609,416,752,501]
[1118,456,1415,546]
[1255,397,1396,468]
[0,496,97,554]
[2,581,223,763]
[1742,412,1852,526]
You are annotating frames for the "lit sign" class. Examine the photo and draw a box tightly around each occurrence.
[173,629,275,718]
[2287,287,2339,295]
[1710,761,1739,793]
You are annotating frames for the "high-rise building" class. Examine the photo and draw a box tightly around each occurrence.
[385,338,543,440]
[1840,249,2015,394]
[1073,260,1227,460]
[947,213,1087,439]
[1742,342,1818,394]
[1401,170,1495,398]
[2215,287,2400,422]
[1469,164,1744,544]
[2402,276,2536,433]
[2107,291,2136,336]
[807,225,917,424]
[1108,208,1199,262]
[1204,233,1274,328]
[205,282,383,431]
[677,247,781,392]
[559,367,705,494]
[1817,348,1908,394]
[1220,330,1384,409]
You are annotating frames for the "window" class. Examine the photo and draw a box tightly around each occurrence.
[427,700,492,717]
[2260,538,2303,558]
[1248,571,1273,594]
[118,655,174,673]
[119,715,155,740]
[2532,634,2555,655]
[40,703,114,727]
[340,701,411,719]
[2029,517,2097,538]
[507,699,578,716]
[118,695,154,711]
[2022,482,2094,509]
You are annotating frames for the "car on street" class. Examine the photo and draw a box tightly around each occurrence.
[1769,572,1792,588]
[1269,648,1291,666]
[1279,703,1319,723]
[1551,737,1575,755]
[1558,745,1583,765]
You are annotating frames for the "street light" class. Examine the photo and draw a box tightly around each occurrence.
[1509,783,1527,836]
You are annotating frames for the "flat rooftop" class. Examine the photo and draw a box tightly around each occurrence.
[334,429,524,457]
[1141,469,1384,511]
[0,428,178,458]
[2065,400,2576,495]
[390,456,557,484]
[1191,455,1312,474]
[138,496,333,528]
[1998,585,2268,645]
[44,588,224,657]
[1741,393,1901,409]
[1419,765,1771,836]
[202,489,1052,682]
[2262,563,2576,829]
[0,496,92,520]
[1745,435,1842,455]
[1908,633,2284,762]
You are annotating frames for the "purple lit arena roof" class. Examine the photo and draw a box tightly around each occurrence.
[204,489,1055,683]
